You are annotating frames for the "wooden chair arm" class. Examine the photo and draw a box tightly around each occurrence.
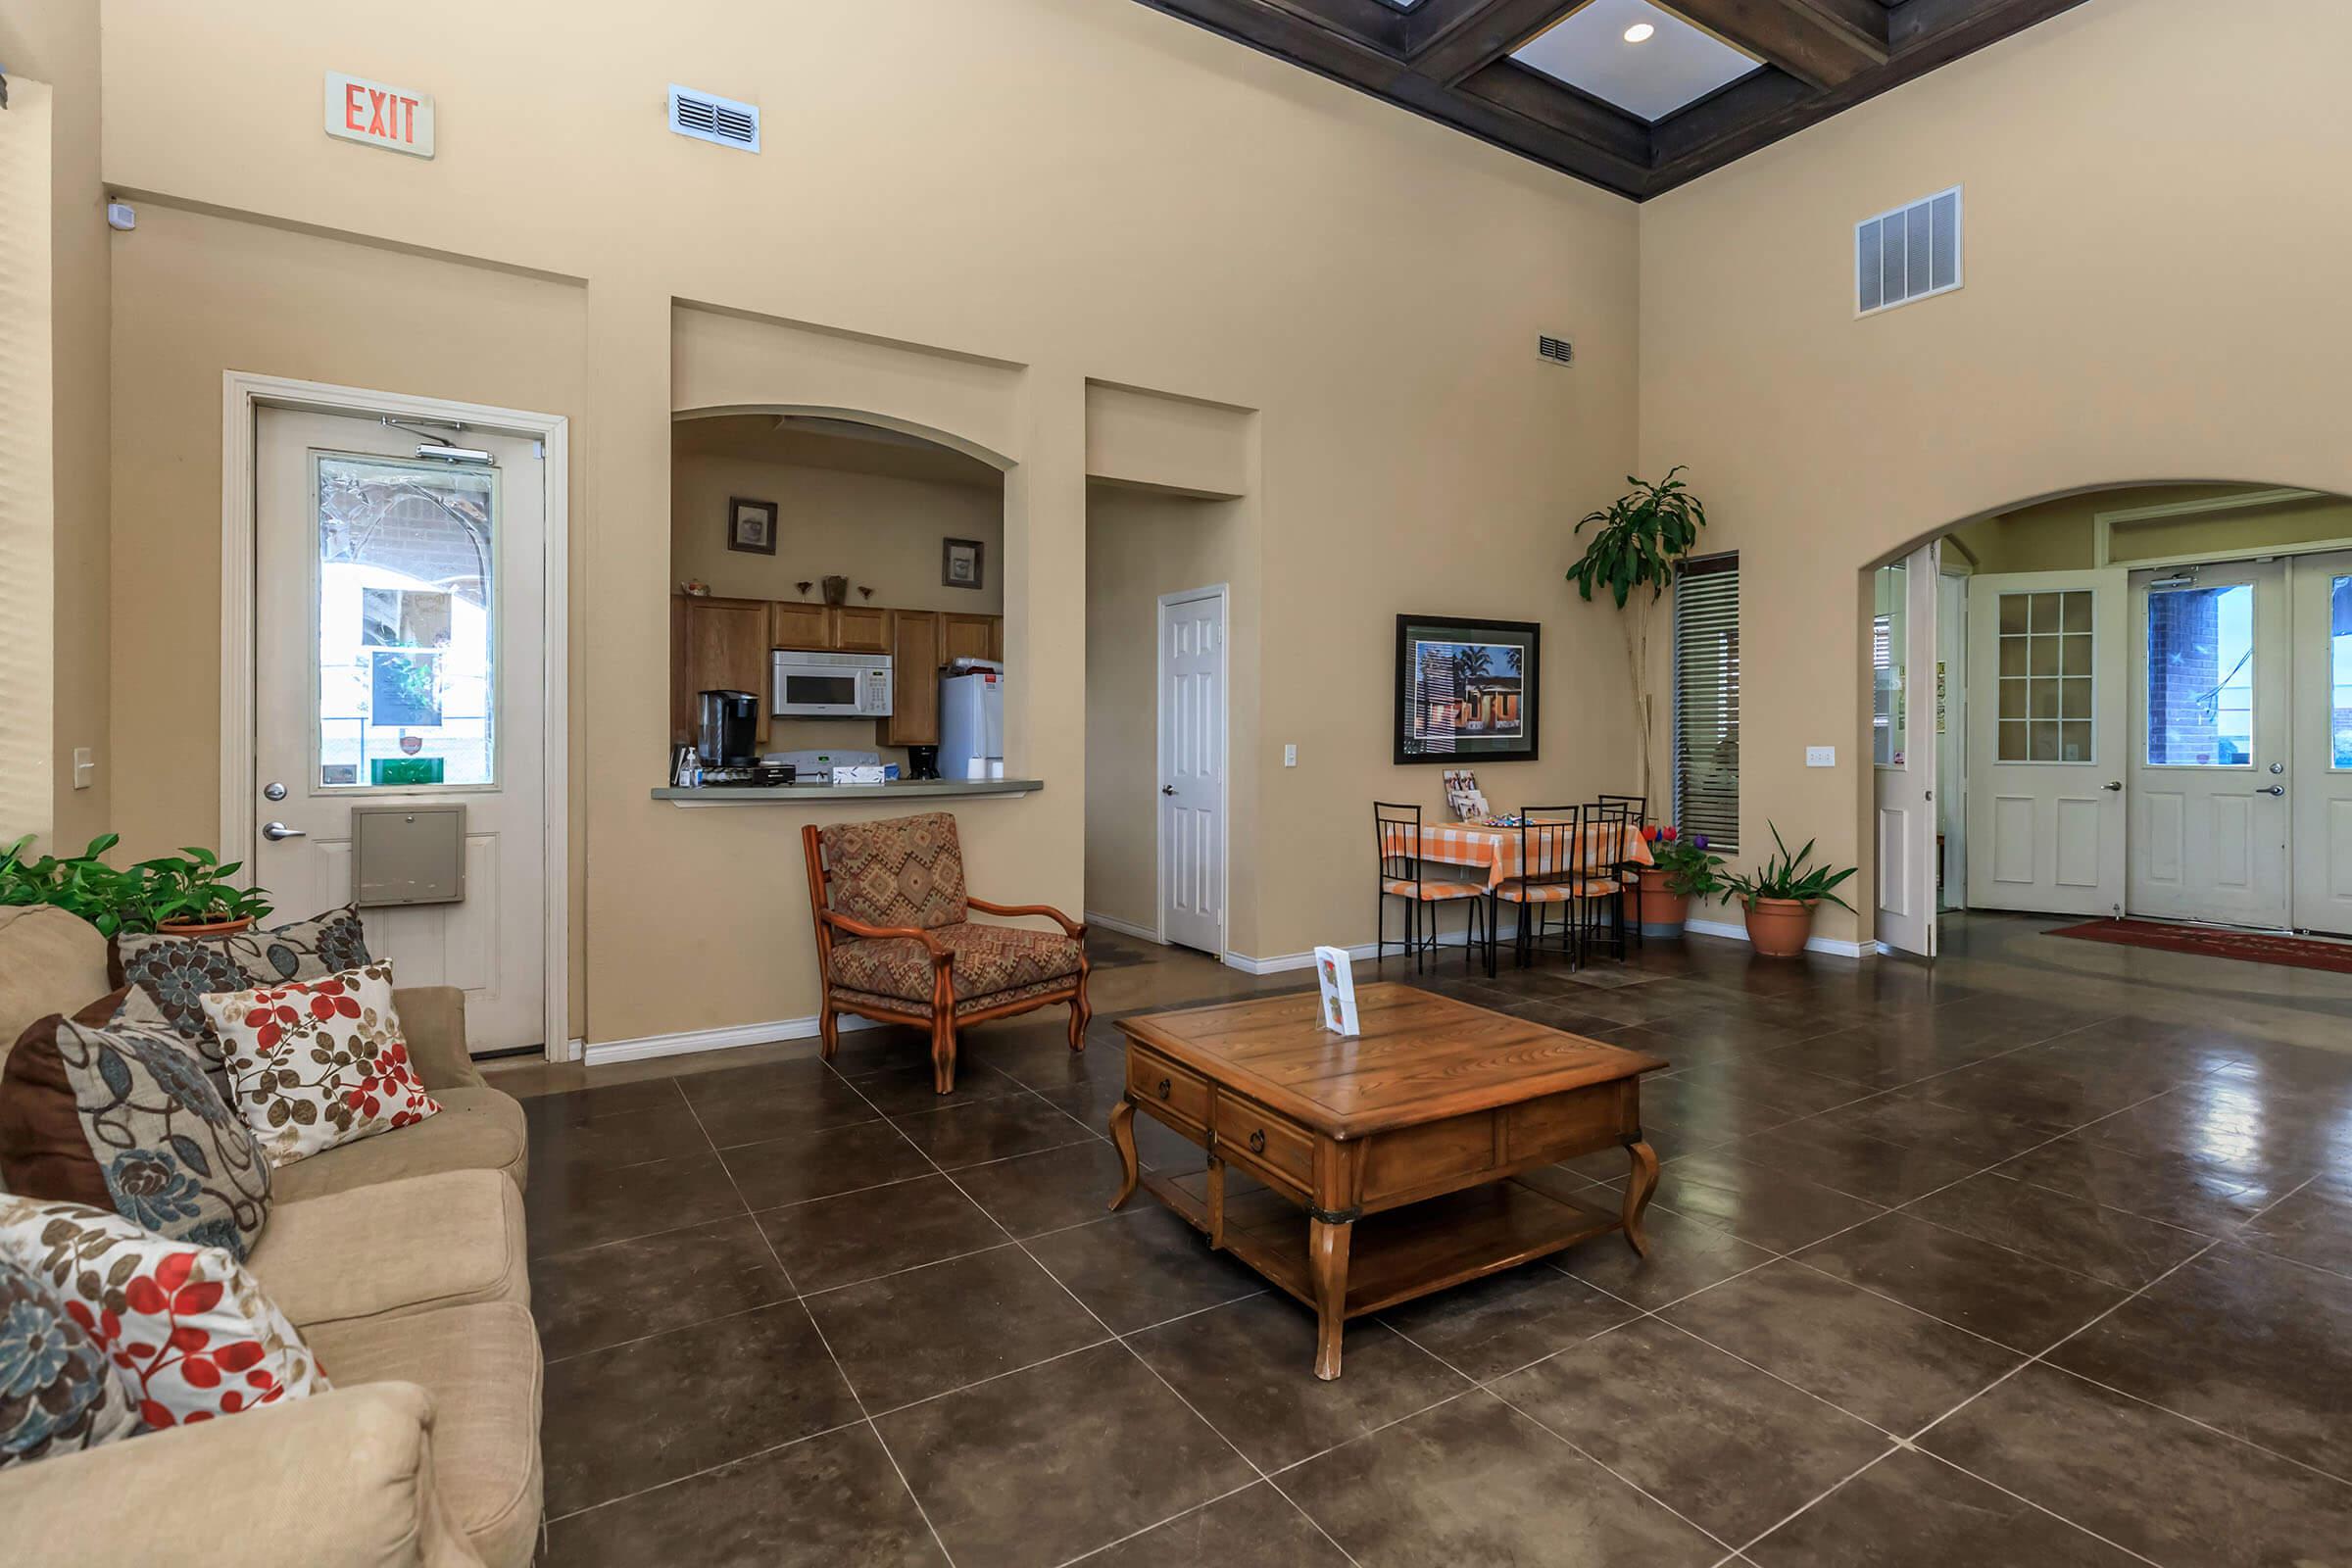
[966,896,1087,940]
[820,909,951,962]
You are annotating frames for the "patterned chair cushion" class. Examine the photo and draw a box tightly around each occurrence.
[818,813,968,932]
[0,1256,141,1468]
[0,1012,273,1259]
[1383,879,1483,901]
[832,977,1078,1020]
[111,908,371,1102]
[829,923,1082,1005]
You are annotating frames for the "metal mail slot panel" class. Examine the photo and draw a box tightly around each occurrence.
[349,804,466,907]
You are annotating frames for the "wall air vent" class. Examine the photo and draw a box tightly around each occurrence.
[1857,186,1961,315]
[667,84,760,152]
[1538,335,1574,367]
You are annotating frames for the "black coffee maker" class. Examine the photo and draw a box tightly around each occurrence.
[696,690,759,767]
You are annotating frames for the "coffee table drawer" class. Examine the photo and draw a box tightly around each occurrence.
[1214,1095,1313,1189]
[1129,1052,1210,1130]
[1503,1081,1637,1161]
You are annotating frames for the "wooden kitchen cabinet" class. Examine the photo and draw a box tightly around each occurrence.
[676,596,772,744]
[883,610,941,746]
[771,600,829,650]
[939,612,998,667]
[829,604,892,654]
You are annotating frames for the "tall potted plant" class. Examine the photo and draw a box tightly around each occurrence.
[1633,825,1724,939]
[1567,467,1708,805]
[1723,824,1857,958]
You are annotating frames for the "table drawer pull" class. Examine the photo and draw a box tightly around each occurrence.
[1248,1128,1266,1154]
[1212,1096,1312,1186]
[1157,1078,1172,1100]
[1128,1053,1209,1128]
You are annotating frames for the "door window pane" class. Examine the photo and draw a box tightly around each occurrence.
[1996,588,2093,760]
[317,456,497,788]
[2334,575,2352,769]
[1872,563,1907,766]
[2145,583,2251,766]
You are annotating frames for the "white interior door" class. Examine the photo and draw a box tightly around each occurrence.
[1157,587,1225,955]
[1873,544,1938,956]
[1965,568,2128,916]
[254,409,547,1052]
[2291,550,2352,934]
[2128,561,2289,927]
[1936,569,1969,909]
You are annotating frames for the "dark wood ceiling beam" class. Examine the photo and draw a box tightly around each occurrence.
[1665,0,1887,89]
[1407,0,1581,84]
[1454,60,1654,169]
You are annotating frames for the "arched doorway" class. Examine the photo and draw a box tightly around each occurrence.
[1869,483,2352,956]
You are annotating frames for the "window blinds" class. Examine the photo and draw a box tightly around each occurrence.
[1673,556,1740,854]
[0,82,56,846]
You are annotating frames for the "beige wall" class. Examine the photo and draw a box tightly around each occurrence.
[1639,0,2352,945]
[0,2,109,851]
[94,0,1638,1041]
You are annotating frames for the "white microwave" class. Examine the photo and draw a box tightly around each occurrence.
[772,650,893,717]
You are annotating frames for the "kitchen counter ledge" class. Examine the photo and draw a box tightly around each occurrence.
[654,779,1043,807]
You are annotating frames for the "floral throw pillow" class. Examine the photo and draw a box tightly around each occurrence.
[197,963,439,1168]
[0,1198,328,1431]
[111,908,372,1102]
[0,1012,272,1259]
[0,1256,141,1467]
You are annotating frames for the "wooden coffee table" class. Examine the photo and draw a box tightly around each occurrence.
[1108,983,1666,1379]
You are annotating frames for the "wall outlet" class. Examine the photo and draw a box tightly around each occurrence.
[1284,744,1298,768]
[72,748,95,789]
[1805,745,1836,768]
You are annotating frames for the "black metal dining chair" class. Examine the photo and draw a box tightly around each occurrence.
[1374,802,1488,973]
[1582,797,1642,962]
[1494,806,1581,970]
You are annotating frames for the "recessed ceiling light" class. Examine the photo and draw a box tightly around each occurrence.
[1623,22,1655,42]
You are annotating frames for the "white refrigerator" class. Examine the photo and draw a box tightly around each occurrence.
[938,665,1004,780]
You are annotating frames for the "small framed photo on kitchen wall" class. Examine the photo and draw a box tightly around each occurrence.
[727,497,778,555]
[942,537,985,589]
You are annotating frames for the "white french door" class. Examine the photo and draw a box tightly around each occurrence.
[1157,587,1226,955]
[252,408,547,1052]
[1873,543,1939,957]
[2290,550,2352,934]
[1965,568,2129,916]
[2128,561,2289,928]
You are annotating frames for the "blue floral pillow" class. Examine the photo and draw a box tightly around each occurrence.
[0,1257,140,1467]
[110,908,370,1102]
[0,1014,272,1260]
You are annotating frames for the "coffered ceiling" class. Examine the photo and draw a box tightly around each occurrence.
[1131,0,2088,198]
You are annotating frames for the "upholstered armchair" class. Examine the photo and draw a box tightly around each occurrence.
[801,811,1090,1094]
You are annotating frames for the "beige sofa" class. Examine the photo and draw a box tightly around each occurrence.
[0,905,543,1568]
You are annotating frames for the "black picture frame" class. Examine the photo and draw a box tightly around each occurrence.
[1393,613,1541,764]
[942,536,985,589]
[727,496,778,555]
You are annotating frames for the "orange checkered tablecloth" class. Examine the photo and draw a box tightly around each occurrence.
[1381,821,1654,891]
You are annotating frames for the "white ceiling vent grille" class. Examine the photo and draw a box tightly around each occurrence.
[668,84,760,152]
[1857,186,1961,316]
[1538,335,1574,367]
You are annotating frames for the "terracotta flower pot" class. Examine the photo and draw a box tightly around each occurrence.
[1634,868,1690,939]
[156,914,255,938]
[1741,897,1815,958]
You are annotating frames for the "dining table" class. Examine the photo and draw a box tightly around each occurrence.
[1381,819,1655,974]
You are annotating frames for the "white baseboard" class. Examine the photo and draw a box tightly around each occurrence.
[1683,916,1872,958]
[1085,909,1162,944]
[583,1011,886,1067]
[1224,929,1474,975]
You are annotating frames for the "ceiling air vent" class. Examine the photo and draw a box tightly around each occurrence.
[1538,335,1574,367]
[668,84,760,152]
[1857,186,1961,315]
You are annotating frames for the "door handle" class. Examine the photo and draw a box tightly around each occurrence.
[2102,781,2123,792]
[1161,785,1176,796]
[261,820,307,841]
[2259,785,2285,797]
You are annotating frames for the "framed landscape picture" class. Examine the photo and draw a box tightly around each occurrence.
[727,496,778,555]
[1394,613,1540,763]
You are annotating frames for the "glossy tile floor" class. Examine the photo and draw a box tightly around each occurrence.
[499,914,2352,1567]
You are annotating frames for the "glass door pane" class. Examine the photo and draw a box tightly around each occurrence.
[2145,582,2253,766]
[2332,574,2352,768]
[315,454,499,788]
[1873,562,1907,765]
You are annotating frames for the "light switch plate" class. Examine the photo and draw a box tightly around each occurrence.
[1284,744,1298,767]
[72,748,95,789]
[1805,746,1836,768]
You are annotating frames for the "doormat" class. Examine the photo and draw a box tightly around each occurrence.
[2046,918,2352,974]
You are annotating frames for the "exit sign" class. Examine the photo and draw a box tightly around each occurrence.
[324,72,435,158]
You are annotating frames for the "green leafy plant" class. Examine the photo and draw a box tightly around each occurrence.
[1567,467,1709,802]
[1723,823,1859,910]
[130,847,274,930]
[1640,824,1728,900]
[0,833,143,937]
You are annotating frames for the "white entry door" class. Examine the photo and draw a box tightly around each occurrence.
[1873,544,1939,956]
[253,409,547,1053]
[1157,587,1226,955]
[1966,568,2128,916]
[2291,550,2352,934]
[2128,561,2289,927]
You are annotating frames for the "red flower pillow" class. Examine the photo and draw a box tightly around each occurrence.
[197,962,440,1167]
[0,1196,329,1430]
